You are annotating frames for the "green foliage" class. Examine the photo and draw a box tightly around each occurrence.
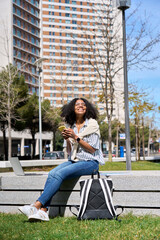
[0,64,28,121]
[129,84,155,120]
[55,131,64,150]
[16,94,52,133]
[98,114,108,143]
[0,213,160,240]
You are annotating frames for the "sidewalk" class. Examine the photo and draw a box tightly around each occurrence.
[0,154,160,169]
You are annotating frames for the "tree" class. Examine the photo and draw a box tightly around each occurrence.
[98,114,108,152]
[43,107,62,151]
[129,84,155,160]
[70,1,160,162]
[16,94,52,158]
[0,64,28,159]
[70,3,124,161]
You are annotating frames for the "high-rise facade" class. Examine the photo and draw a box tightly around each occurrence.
[41,0,124,121]
[0,0,53,158]
[0,0,41,94]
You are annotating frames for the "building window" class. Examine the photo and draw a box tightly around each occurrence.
[17,0,21,5]
[17,19,21,27]
[31,37,35,44]
[17,29,21,37]
[31,17,35,24]
[32,77,36,84]
[32,87,36,93]
[65,20,70,24]
[17,8,21,16]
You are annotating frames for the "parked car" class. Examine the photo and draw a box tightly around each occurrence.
[43,151,64,160]
[103,150,116,158]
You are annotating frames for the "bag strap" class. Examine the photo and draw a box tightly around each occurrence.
[77,178,93,219]
[91,171,100,179]
[69,205,79,217]
[99,178,117,218]
[114,205,124,217]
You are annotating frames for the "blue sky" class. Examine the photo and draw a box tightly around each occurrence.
[126,0,160,125]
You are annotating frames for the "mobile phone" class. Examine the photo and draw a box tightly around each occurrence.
[58,125,67,132]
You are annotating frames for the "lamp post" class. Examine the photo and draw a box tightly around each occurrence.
[34,58,47,160]
[114,0,131,170]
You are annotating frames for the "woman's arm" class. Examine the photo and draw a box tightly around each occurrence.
[66,139,71,155]
[63,128,96,154]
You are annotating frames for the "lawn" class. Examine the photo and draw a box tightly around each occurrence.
[99,160,160,171]
[1,160,160,173]
[0,213,160,240]
[24,160,160,172]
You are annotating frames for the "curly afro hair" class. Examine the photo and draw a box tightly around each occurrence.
[61,98,98,126]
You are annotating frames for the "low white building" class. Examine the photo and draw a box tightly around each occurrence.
[0,129,53,159]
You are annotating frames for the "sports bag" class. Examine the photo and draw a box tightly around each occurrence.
[70,172,123,220]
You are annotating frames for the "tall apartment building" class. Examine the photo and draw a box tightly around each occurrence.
[0,0,53,158]
[0,0,40,94]
[41,0,124,121]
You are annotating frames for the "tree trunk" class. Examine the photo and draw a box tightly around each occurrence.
[8,80,12,159]
[101,138,104,152]
[108,117,112,162]
[31,133,36,159]
[142,117,145,160]
[2,124,8,160]
[148,122,151,157]
[137,123,140,161]
[116,124,119,157]
[53,130,56,151]
[135,118,138,161]
[8,111,12,160]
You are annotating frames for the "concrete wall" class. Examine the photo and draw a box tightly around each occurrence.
[0,0,13,69]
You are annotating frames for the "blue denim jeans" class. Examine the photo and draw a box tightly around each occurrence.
[37,160,99,207]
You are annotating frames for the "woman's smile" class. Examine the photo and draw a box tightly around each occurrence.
[75,100,86,115]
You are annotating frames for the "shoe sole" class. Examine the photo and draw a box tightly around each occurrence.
[29,217,49,222]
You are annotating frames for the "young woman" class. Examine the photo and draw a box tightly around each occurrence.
[19,98,104,221]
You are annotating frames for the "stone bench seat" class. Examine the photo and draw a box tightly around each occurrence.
[0,171,160,217]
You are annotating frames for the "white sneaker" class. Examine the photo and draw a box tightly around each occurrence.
[28,210,49,222]
[18,204,38,217]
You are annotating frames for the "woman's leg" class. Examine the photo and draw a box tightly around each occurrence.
[34,161,73,209]
[37,160,99,208]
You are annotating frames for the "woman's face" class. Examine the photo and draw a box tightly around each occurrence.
[74,99,87,117]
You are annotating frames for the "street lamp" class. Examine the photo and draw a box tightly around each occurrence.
[113,0,131,170]
[34,57,47,160]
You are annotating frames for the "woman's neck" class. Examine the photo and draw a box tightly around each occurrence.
[76,117,84,125]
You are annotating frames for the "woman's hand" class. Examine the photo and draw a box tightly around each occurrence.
[62,128,77,140]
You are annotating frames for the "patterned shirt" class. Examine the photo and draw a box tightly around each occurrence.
[67,119,105,165]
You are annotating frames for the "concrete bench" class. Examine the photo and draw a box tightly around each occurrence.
[0,171,160,217]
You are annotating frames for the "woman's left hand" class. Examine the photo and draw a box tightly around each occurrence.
[62,128,77,140]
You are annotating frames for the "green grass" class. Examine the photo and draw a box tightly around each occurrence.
[1,160,160,173]
[0,213,160,240]
[99,160,160,171]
